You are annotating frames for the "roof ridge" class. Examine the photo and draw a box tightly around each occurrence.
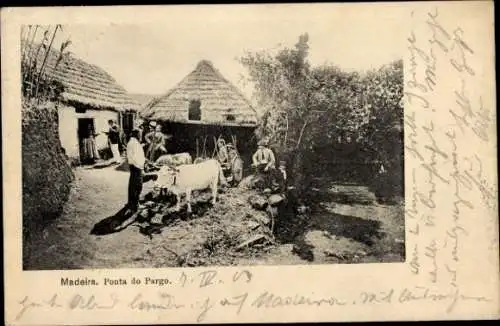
[143,60,257,120]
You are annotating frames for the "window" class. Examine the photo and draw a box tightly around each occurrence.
[188,99,201,120]
[226,108,235,122]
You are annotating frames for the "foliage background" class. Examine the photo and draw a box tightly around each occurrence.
[239,34,404,199]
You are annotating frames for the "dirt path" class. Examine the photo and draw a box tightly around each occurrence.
[24,166,404,270]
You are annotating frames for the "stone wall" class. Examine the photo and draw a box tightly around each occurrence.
[22,100,74,246]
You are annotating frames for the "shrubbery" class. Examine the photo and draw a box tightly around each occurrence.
[22,100,74,244]
[21,25,74,255]
[239,34,403,199]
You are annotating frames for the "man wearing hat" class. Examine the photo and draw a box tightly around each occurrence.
[144,122,171,162]
[252,138,276,191]
[105,119,122,164]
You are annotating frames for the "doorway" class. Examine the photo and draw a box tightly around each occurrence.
[78,118,96,164]
[121,112,135,141]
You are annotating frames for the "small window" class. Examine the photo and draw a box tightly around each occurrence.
[226,114,235,121]
[188,100,201,120]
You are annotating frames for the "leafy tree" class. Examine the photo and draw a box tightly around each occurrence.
[240,34,313,151]
[240,34,403,196]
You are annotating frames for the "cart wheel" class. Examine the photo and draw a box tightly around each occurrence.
[232,157,244,184]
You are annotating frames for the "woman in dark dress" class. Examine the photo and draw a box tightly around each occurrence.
[81,125,100,164]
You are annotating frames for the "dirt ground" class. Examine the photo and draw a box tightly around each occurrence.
[24,166,405,270]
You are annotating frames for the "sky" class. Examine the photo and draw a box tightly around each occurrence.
[24,4,406,99]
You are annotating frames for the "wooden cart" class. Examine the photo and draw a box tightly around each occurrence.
[195,135,244,186]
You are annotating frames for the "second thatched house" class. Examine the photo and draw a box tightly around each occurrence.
[140,60,259,159]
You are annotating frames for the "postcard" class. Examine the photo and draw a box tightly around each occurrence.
[2,2,498,324]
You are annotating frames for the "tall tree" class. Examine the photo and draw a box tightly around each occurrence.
[240,35,403,192]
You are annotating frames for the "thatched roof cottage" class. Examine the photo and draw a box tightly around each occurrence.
[30,47,140,161]
[140,60,259,159]
[141,60,257,126]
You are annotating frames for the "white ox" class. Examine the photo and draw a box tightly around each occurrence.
[154,159,227,213]
[155,153,193,167]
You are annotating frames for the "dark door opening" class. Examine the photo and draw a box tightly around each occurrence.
[121,112,134,139]
[78,118,97,164]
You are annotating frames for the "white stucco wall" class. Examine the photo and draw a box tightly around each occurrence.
[58,105,119,159]
[58,105,79,158]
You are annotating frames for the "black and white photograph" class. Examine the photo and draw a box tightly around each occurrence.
[21,14,405,270]
[5,2,499,324]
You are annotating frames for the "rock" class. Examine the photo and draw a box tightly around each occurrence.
[143,201,156,208]
[268,194,285,206]
[253,212,271,225]
[236,234,267,250]
[196,192,212,204]
[324,250,347,260]
[139,209,151,219]
[248,195,268,210]
[277,244,294,254]
[193,157,207,164]
[296,205,309,214]
[320,231,336,240]
[247,221,260,230]
[356,250,368,256]
[238,175,256,189]
[161,206,172,214]
[151,214,163,225]
[292,244,314,262]
[266,205,278,219]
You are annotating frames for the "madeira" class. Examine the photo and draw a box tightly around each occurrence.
[61,277,98,286]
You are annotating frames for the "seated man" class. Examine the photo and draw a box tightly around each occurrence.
[252,139,276,191]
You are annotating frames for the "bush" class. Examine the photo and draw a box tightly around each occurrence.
[240,35,403,198]
[22,99,74,249]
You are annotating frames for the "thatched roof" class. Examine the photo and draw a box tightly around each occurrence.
[141,60,258,126]
[129,93,158,112]
[22,42,137,112]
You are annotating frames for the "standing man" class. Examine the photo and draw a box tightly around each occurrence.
[117,128,145,229]
[216,138,229,165]
[106,120,121,164]
[126,128,145,214]
[145,123,171,162]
